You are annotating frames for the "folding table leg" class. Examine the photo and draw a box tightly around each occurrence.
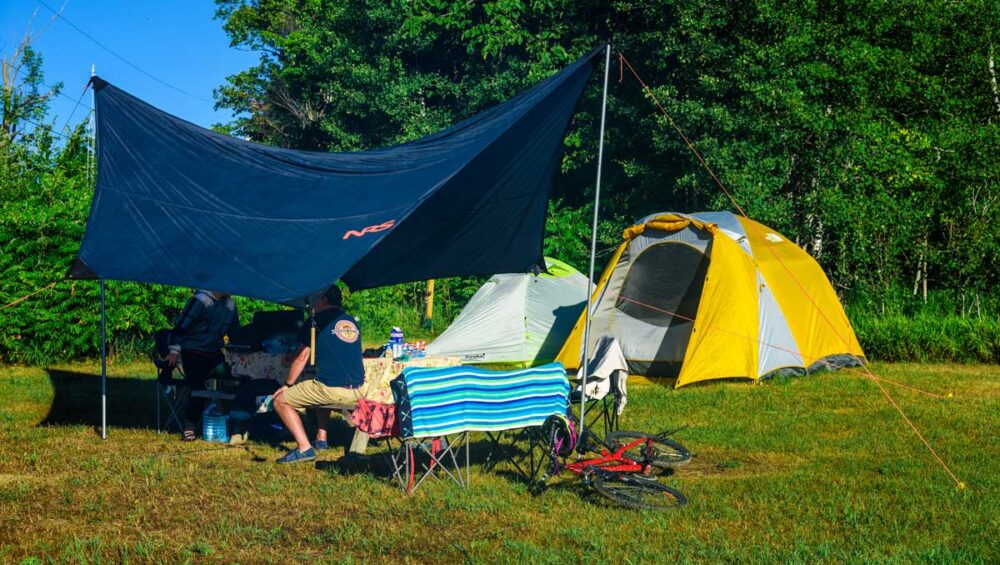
[349,429,370,455]
[156,384,161,433]
[402,433,470,494]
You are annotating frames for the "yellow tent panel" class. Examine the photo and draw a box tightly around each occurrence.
[737,217,864,367]
[676,225,759,386]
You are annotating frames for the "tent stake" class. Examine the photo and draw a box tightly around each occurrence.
[580,45,611,451]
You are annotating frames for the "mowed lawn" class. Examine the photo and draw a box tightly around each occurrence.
[0,361,997,563]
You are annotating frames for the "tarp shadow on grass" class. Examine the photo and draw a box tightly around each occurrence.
[316,436,550,486]
[41,369,159,431]
[38,369,375,452]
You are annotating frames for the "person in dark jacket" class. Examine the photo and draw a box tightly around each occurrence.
[163,289,240,440]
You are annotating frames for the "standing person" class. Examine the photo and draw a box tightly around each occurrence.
[272,284,365,464]
[163,290,240,441]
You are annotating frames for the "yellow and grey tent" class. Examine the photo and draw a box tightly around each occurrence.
[556,212,865,387]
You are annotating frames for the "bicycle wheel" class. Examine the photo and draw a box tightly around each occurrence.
[591,473,687,510]
[605,430,692,470]
[531,420,565,495]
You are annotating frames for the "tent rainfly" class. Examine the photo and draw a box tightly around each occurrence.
[556,212,866,387]
[425,257,587,367]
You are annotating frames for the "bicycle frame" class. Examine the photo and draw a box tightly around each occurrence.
[560,436,653,476]
[534,417,690,510]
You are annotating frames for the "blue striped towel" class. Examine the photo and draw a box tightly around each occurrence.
[392,363,569,439]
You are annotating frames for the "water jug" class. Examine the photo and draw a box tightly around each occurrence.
[202,402,230,443]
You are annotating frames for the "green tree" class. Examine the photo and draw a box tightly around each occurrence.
[213,0,1000,318]
[0,31,205,362]
[6,1,998,363]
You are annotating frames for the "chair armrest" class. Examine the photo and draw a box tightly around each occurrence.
[191,390,237,401]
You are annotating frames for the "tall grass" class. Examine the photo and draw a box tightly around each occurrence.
[847,289,1000,363]
[853,313,1000,363]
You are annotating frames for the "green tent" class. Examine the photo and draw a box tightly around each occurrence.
[426,258,587,367]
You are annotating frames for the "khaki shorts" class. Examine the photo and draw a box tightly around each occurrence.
[282,378,366,412]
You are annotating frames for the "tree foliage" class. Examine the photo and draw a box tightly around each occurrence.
[1,1,998,363]
[213,0,1000,311]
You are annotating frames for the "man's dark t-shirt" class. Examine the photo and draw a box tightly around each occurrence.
[297,308,364,388]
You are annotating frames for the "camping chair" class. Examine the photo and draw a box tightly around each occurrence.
[152,329,242,433]
[387,363,570,493]
[156,369,190,433]
[389,431,471,495]
[482,425,552,482]
[570,336,629,437]
[570,371,627,437]
[153,329,189,433]
[387,370,471,494]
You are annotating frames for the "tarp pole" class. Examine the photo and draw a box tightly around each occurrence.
[91,63,107,441]
[580,45,611,448]
[100,278,107,440]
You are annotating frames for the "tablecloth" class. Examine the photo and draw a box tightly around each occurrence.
[223,350,460,404]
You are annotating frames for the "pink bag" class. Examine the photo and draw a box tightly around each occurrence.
[351,397,398,439]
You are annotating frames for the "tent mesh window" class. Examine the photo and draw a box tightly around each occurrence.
[615,241,710,328]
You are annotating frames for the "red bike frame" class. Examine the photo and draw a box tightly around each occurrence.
[561,436,654,476]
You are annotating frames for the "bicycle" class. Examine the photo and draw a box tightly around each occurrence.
[533,413,692,510]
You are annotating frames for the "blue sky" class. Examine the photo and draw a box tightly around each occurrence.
[0,1,259,131]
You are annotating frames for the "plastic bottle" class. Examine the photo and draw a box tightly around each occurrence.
[390,326,404,358]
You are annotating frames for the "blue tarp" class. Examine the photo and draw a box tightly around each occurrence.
[70,48,603,303]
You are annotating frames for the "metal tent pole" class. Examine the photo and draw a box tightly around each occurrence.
[579,45,611,448]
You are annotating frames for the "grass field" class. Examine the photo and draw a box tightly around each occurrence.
[1,361,997,563]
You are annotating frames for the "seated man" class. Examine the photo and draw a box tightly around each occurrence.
[273,284,364,464]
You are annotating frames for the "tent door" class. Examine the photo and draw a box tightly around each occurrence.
[613,239,712,377]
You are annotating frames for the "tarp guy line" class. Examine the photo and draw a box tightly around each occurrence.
[619,52,963,489]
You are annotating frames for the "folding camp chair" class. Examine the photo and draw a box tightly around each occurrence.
[152,329,240,432]
[485,370,626,482]
[152,329,189,433]
[387,379,470,494]
[389,433,470,494]
[482,425,551,482]
[156,370,189,433]
[570,371,626,437]
[570,336,629,437]
[389,363,569,493]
